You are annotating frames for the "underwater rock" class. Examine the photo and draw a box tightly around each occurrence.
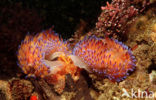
[0,80,12,100]
[30,78,61,100]
[9,79,33,100]
[149,70,156,85]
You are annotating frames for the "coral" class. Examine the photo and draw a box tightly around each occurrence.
[96,0,150,37]
[73,35,136,82]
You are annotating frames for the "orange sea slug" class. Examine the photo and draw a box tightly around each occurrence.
[73,36,136,82]
[17,28,80,93]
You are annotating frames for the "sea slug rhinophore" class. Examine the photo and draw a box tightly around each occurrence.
[17,28,80,93]
[73,36,136,82]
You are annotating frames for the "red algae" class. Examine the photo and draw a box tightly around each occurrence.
[96,0,150,37]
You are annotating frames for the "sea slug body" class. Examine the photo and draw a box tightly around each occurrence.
[73,36,136,82]
[17,28,80,93]
[17,28,70,77]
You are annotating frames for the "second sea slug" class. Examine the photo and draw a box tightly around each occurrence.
[73,36,136,82]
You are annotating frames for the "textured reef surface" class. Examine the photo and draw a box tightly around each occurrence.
[0,0,156,100]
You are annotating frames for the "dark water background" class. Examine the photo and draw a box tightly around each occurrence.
[0,0,110,79]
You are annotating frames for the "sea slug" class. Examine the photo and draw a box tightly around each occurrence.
[17,28,80,93]
[73,36,136,82]
[17,28,136,92]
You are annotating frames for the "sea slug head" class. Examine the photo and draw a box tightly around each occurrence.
[44,52,81,93]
